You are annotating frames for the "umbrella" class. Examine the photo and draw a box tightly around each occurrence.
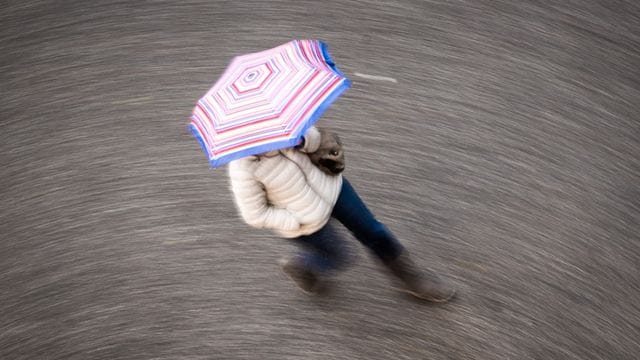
[189,39,351,168]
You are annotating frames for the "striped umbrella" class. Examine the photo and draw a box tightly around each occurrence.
[189,39,351,168]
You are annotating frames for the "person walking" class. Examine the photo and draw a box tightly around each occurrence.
[228,126,455,302]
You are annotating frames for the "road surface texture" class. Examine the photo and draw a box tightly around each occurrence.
[2,1,639,359]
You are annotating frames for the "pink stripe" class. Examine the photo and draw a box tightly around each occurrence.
[214,75,341,151]
[212,131,289,156]
[191,118,213,153]
[215,69,322,135]
[291,76,342,130]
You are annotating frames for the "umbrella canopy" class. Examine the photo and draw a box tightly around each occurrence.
[189,39,351,167]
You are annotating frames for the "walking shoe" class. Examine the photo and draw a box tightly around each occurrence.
[279,258,319,294]
[385,252,456,302]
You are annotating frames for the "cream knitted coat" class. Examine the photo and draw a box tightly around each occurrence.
[228,127,343,238]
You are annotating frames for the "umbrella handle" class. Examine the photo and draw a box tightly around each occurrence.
[294,137,305,149]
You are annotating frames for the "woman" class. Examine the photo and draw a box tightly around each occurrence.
[228,126,455,302]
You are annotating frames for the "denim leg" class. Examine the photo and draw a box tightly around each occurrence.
[294,222,349,274]
[332,178,405,263]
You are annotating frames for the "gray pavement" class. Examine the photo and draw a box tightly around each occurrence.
[1,1,639,359]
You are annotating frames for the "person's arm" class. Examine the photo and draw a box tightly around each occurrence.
[295,126,322,153]
[228,161,301,231]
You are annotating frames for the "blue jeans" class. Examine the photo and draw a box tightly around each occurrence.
[294,178,405,273]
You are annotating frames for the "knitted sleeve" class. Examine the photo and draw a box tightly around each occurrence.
[228,160,301,232]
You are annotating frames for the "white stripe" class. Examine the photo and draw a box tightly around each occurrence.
[353,72,398,83]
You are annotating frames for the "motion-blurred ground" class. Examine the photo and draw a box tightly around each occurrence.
[1,1,639,359]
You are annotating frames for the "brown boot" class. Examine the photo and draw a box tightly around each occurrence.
[385,252,456,302]
[279,258,320,294]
